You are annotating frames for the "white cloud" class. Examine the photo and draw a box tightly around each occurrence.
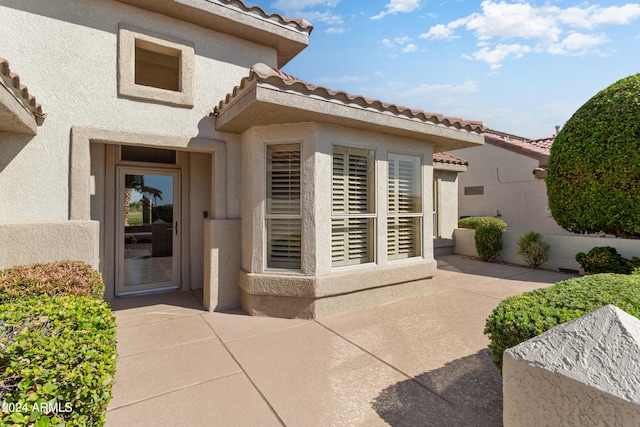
[426,0,640,69]
[379,36,415,48]
[558,4,640,29]
[547,32,610,55]
[371,0,421,20]
[464,43,531,70]
[420,24,457,41]
[402,43,419,53]
[380,38,395,48]
[464,1,561,43]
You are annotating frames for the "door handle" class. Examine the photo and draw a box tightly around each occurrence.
[175,221,178,235]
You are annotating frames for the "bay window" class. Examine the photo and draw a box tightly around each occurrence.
[266,144,301,269]
[332,146,375,267]
[388,153,422,260]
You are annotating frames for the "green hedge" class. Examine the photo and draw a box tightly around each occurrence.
[458,216,507,231]
[0,295,117,426]
[0,261,116,426]
[0,261,104,303]
[484,273,640,373]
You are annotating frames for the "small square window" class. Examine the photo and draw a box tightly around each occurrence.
[118,25,194,107]
[134,40,181,91]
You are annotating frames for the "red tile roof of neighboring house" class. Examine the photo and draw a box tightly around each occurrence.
[227,0,313,33]
[214,63,485,134]
[433,152,468,166]
[484,129,553,164]
[0,57,45,119]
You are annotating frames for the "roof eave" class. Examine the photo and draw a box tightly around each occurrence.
[215,82,484,151]
[485,134,549,165]
[434,161,468,172]
[113,0,311,67]
[0,83,37,135]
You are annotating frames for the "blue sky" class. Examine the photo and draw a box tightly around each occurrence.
[246,0,640,139]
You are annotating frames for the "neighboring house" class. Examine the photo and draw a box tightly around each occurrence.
[450,129,573,235]
[0,0,484,318]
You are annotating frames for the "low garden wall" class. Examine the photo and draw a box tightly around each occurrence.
[453,228,640,273]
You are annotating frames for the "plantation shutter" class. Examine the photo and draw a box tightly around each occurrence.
[267,144,301,269]
[388,154,422,260]
[332,146,375,267]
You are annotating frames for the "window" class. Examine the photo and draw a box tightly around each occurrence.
[433,178,440,238]
[134,40,180,91]
[266,144,301,269]
[118,25,194,107]
[332,146,375,267]
[464,186,484,195]
[388,153,422,260]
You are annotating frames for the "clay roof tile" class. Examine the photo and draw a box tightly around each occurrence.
[0,57,45,119]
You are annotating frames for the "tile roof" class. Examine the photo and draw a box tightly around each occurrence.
[433,152,468,166]
[0,57,45,119]
[225,0,313,33]
[484,129,553,162]
[214,63,485,134]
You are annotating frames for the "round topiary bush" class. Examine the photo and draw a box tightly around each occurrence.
[547,73,640,238]
[474,225,503,262]
[517,232,550,269]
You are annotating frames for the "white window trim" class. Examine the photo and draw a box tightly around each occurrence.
[118,24,195,107]
[331,144,377,269]
[264,142,303,271]
[387,152,424,261]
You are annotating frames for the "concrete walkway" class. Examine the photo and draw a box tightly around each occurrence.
[106,255,575,427]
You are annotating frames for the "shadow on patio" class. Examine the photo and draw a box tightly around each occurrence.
[372,349,502,427]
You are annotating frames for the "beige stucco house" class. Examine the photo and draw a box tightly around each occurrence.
[450,129,576,235]
[0,0,483,318]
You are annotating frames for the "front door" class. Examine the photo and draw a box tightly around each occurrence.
[116,167,180,295]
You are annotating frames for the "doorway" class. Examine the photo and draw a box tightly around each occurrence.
[116,167,181,295]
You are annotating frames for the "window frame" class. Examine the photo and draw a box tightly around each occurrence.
[387,152,424,261]
[264,142,303,271]
[118,24,195,107]
[331,144,377,269]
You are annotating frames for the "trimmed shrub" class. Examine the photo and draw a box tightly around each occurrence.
[0,295,117,426]
[517,232,550,269]
[0,260,104,303]
[546,73,640,238]
[484,273,640,373]
[458,216,507,231]
[576,246,635,275]
[474,225,503,262]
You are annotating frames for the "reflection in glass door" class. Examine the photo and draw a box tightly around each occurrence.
[117,168,180,295]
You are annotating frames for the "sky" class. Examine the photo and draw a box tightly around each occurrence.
[245,0,640,139]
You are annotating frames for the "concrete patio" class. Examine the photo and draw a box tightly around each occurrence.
[106,255,576,426]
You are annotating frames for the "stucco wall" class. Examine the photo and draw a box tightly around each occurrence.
[0,221,99,269]
[503,305,640,426]
[0,0,277,222]
[454,228,640,273]
[450,143,569,235]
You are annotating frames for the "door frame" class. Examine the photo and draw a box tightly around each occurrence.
[116,166,182,296]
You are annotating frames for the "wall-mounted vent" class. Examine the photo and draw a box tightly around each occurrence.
[464,186,484,196]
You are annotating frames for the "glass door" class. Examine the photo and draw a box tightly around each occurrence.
[116,167,180,295]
